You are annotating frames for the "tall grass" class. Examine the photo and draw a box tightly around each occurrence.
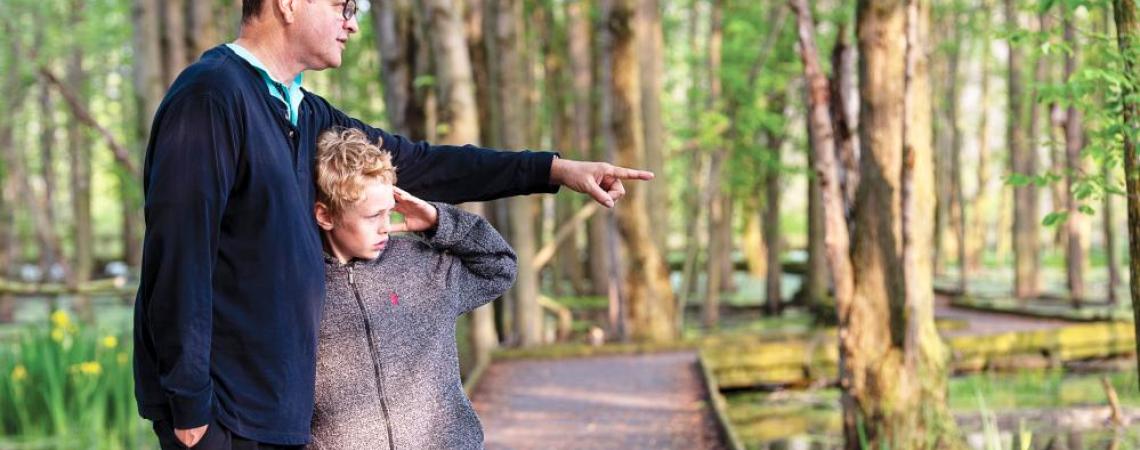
[0,309,151,449]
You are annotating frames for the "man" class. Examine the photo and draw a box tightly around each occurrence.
[133,0,652,448]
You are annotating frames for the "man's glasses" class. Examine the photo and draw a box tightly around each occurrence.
[342,0,358,21]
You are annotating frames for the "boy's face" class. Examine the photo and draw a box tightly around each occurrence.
[319,179,395,263]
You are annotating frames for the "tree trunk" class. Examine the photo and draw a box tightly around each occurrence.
[638,0,668,254]
[942,17,967,291]
[583,0,615,297]
[420,0,480,146]
[846,0,960,445]
[967,1,993,273]
[789,0,856,442]
[421,0,499,360]
[374,0,424,138]
[1105,158,1121,305]
[703,0,725,330]
[805,113,830,314]
[68,1,94,322]
[159,0,188,86]
[187,1,221,60]
[829,22,861,212]
[1007,0,1039,299]
[1062,13,1088,306]
[489,0,541,346]
[604,0,676,342]
[764,131,783,316]
[129,0,163,268]
[743,199,767,278]
[1111,0,1139,381]
[0,25,26,321]
[678,152,708,331]
[36,35,64,276]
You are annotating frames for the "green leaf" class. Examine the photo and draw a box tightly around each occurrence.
[1042,211,1069,227]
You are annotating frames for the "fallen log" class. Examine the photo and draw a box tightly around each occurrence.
[703,321,1137,389]
[0,277,136,296]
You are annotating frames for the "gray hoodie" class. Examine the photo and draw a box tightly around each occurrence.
[309,203,517,450]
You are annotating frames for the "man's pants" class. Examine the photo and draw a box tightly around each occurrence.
[151,419,303,450]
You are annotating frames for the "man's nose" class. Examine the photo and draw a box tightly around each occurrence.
[346,16,360,34]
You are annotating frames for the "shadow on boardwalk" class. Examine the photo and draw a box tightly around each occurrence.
[472,351,727,450]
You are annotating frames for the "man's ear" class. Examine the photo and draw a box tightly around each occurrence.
[276,0,298,24]
[315,202,336,231]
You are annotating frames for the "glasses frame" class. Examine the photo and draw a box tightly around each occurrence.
[342,0,358,21]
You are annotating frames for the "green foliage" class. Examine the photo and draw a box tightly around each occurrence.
[0,309,151,448]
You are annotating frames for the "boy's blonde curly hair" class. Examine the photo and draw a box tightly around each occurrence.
[315,128,397,216]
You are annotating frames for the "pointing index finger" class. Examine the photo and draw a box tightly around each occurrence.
[609,166,655,181]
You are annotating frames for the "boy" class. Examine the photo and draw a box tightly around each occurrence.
[309,128,516,449]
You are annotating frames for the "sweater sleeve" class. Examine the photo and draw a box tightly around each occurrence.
[420,203,518,316]
[138,94,238,429]
[324,104,560,203]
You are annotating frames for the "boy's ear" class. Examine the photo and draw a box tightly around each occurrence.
[314,202,336,231]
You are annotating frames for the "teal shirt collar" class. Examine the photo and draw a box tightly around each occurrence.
[226,43,305,126]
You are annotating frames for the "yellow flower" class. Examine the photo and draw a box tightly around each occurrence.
[50,309,72,329]
[51,328,65,343]
[117,352,129,365]
[11,365,27,382]
[102,335,119,349]
[71,361,102,376]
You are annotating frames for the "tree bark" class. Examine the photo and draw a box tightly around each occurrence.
[0,24,28,321]
[35,28,64,276]
[129,0,164,268]
[1062,13,1088,306]
[829,23,861,215]
[67,1,94,322]
[638,0,668,254]
[489,0,542,346]
[604,0,676,342]
[159,0,188,86]
[788,0,857,442]
[187,0,221,60]
[1007,0,1040,299]
[374,0,427,138]
[1110,0,1139,382]
[967,1,993,273]
[421,0,499,359]
[942,15,967,291]
[764,130,783,316]
[805,111,830,314]
[703,0,725,330]
[803,0,959,445]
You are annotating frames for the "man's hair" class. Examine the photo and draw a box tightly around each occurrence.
[315,128,397,216]
[242,0,263,24]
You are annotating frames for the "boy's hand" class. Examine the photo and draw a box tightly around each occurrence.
[391,187,439,232]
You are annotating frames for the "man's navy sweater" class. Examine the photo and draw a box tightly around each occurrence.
[132,45,557,445]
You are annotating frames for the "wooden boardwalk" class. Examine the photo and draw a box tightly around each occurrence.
[471,351,727,450]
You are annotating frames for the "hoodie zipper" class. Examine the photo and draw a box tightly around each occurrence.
[348,264,397,450]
